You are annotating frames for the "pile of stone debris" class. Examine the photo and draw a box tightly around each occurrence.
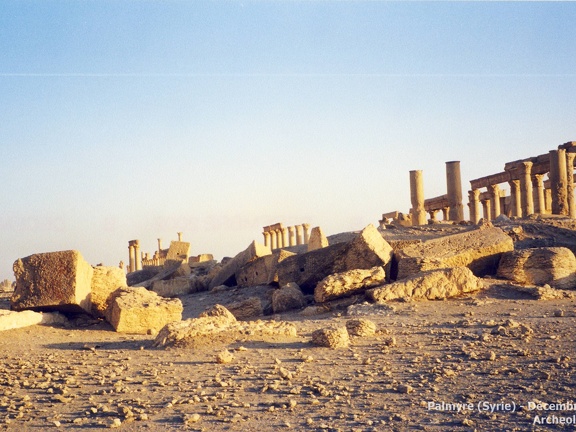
[4,217,576,349]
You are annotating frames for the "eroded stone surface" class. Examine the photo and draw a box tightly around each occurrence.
[311,327,350,349]
[272,283,306,313]
[367,267,482,302]
[11,250,93,314]
[209,241,271,289]
[91,266,127,318]
[497,247,576,289]
[314,266,385,303]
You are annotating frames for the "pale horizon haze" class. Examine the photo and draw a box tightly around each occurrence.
[1,0,575,280]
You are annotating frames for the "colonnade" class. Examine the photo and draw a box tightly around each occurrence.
[127,240,141,273]
[127,232,185,273]
[263,223,310,250]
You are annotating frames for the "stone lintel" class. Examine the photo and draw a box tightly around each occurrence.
[469,172,510,190]
[424,194,449,211]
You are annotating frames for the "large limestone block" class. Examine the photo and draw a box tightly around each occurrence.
[367,267,482,302]
[277,224,393,293]
[151,277,191,298]
[11,250,93,313]
[497,247,576,289]
[272,283,306,313]
[236,249,295,288]
[396,226,513,280]
[91,266,128,318]
[165,241,191,262]
[314,266,386,303]
[106,287,183,334]
[0,310,67,331]
[209,241,271,289]
[307,227,329,252]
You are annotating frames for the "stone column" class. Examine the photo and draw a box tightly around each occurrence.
[518,161,534,216]
[128,244,135,273]
[177,232,183,241]
[302,223,310,244]
[442,207,449,221]
[488,184,501,219]
[549,149,569,215]
[263,231,271,248]
[508,179,521,217]
[270,230,277,250]
[157,238,162,254]
[532,174,546,214]
[481,199,491,221]
[545,188,552,213]
[428,210,438,222]
[446,161,464,222]
[566,152,576,218]
[288,226,296,246]
[409,170,427,226]
[134,240,141,271]
[295,225,303,245]
[468,189,481,224]
[281,227,288,249]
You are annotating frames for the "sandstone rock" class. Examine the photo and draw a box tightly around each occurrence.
[91,266,127,318]
[277,224,393,292]
[106,287,183,334]
[189,254,214,264]
[497,247,576,289]
[216,349,234,364]
[209,241,271,289]
[311,327,350,349]
[153,310,296,349]
[151,277,191,298]
[225,297,263,320]
[12,250,94,313]
[165,241,191,263]
[367,267,482,302]
[236,249,295,288]
[314,266,386,303]
[307,227,329,252]
[396,226,513,279]
[199,304,238,321]
[272,283,306,313]
[346,318,377,337]
[0,310,67,331]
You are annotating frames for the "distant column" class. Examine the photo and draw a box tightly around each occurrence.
[442,207,450,221]
[481,198,491,221]
[281,227,289,249]
[263,231,271,248]
[288,226,296,246]
[177,232,183,241]
[566,152,576,218]
[274,229,282,249]
[549,149,569,215]
[508,179,521,217]
[488,184,501,219]
[302,223,311,244]
[128,244,135,273]
[428,209,438,222]
[468,189,481,224]
[409,170,427,226]
[295,225,304,245]
[134,240,141,271]
[157,238,162,255]
[518,161,534,216]
[446,161,464,222]
[532,174,546,214]
[270,230,278,250]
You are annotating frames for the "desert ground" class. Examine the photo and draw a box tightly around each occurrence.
[1,217,576,431]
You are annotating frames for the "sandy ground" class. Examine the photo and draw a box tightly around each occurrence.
[0,281,575,432]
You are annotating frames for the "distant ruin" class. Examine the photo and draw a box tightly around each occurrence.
[126,232,191,272]
[382,141,576,226]
[262,223,311,250]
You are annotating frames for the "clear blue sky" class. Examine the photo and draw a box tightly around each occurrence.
[1,0,575,280]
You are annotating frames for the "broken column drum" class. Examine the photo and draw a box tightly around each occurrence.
[446,161,464,222]
[409,170,427,226]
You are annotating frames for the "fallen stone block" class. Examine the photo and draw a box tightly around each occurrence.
[225,297,263,320]
[209,241,271,289]
[367,267,482,302]
[395,226,513,279]
[346,318,377,337]
[272,283,306,313]
[311,327,350,348]
[236,249,295,288]
[91,266,127,318]
[12,250,93,313]
[106,287,183,334]
[151,277,191,298]
[497,247,576,289]
[0,310,67,331]
[308,226,329,251]
[314,266,385,303]
[277,224,393,293]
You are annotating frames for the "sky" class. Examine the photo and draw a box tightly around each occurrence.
[1,0,575,281]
